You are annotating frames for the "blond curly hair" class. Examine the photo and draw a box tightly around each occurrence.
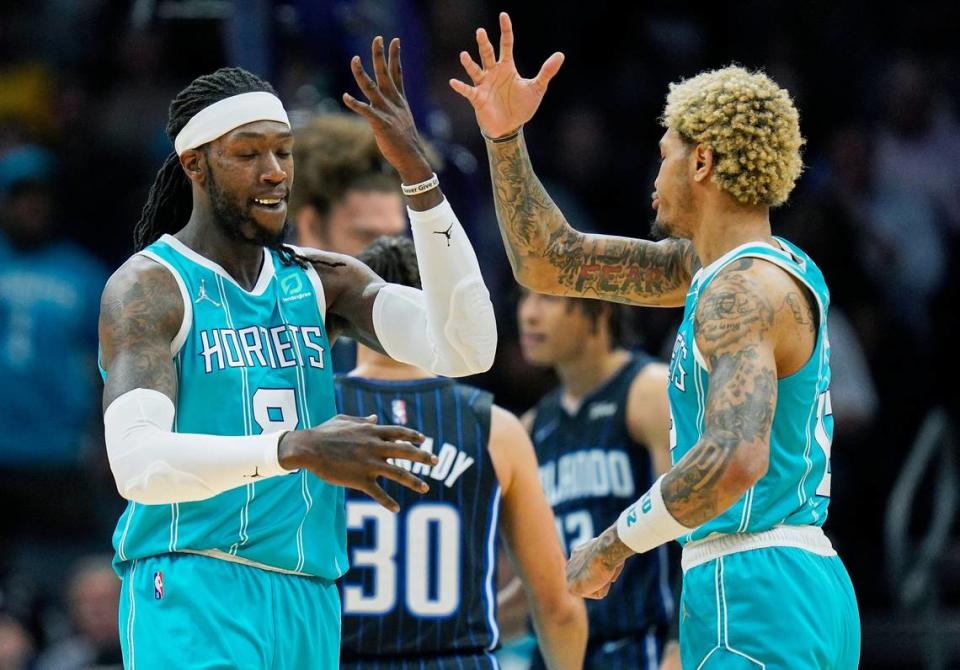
[661,66,805,207]
[291,114,400,215]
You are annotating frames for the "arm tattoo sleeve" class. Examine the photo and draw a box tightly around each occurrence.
[594,524,636,570]
[486,134,697,307]
[99,260,184,410]
[661,259,778,526]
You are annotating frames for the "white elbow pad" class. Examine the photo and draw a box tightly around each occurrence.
[443,276,497,373]
[373,280,496,377]
[104,388,289,504]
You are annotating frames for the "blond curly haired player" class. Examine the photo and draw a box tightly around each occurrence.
[451,12,860,669]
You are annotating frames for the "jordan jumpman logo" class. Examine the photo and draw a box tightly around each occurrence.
[433,223,454,247]
[194,278,221,307]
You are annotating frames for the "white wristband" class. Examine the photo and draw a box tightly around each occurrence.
[616,475,693,554]
[401,172,439,196]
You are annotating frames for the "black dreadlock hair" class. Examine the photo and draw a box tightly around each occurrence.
[133,67,307,267]
[356,235,420,289]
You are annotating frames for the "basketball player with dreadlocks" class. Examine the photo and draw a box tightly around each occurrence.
[98,37,496,668]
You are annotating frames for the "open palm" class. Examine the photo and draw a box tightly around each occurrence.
[449,12,565,139]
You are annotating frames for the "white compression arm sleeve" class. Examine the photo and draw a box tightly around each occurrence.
[372,198,497,377]
[104,388,292,505]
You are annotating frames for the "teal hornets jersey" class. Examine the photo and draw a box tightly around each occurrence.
[107,234,346,579]
[667,238,833,544]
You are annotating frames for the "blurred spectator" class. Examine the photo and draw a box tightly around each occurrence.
[34,557,120,670]
[865,57,960,338]
[0,145,109,563]
[873,56,960,232]
[827,309,878,437]
[0,614,33,670]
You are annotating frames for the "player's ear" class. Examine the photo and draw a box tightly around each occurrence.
[180,149,205,185]
[692,143,713,183]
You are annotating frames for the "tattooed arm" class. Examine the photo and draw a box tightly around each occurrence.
[486,134,697,307]
[567,258,800,597]
[661,258,778,525]
[451,12,697,307]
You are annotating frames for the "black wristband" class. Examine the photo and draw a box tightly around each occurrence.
[482,126,523,144]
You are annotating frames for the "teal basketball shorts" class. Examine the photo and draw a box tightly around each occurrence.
[119,552,340,669]
[678,528,860,669]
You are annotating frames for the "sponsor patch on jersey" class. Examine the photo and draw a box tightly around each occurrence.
[153,571,164,600]
[281,273,303,295]
[391,399,408,425]
[588,401,617,420]
[280,273,312,303]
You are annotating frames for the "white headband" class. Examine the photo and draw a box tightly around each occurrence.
[173,91,290,155]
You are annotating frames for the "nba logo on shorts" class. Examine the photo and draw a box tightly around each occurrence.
[391,399,408,425]
[154,571,164,600]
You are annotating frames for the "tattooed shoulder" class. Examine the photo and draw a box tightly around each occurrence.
[99,255,185,408]
[694,259,775,356]
[100,256,184,350]
[663,258,779,526]
[778,290,817,338]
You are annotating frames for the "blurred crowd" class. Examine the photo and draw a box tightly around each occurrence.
[0,1,957,668]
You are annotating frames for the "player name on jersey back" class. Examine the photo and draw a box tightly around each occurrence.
[386,437,474,489]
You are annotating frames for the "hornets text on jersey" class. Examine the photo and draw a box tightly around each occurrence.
[336,375,501,670]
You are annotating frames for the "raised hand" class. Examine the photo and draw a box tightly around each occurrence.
[343,36,433,185]
[278,413,437,513]
[449,12,565,138]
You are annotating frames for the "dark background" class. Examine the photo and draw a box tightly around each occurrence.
[0,1,957,668]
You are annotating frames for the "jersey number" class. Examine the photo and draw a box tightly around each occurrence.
[555,510,594,555]
[252,388,299,433]
[814,390,833,497]
[344,501,461,617]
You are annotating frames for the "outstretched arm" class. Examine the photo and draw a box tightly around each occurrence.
[333,36,496,376]
[451,12,697,307]
[567,259,779,596]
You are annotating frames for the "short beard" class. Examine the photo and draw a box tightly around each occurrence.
[649,218,672,241]
[207,170,288,247]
